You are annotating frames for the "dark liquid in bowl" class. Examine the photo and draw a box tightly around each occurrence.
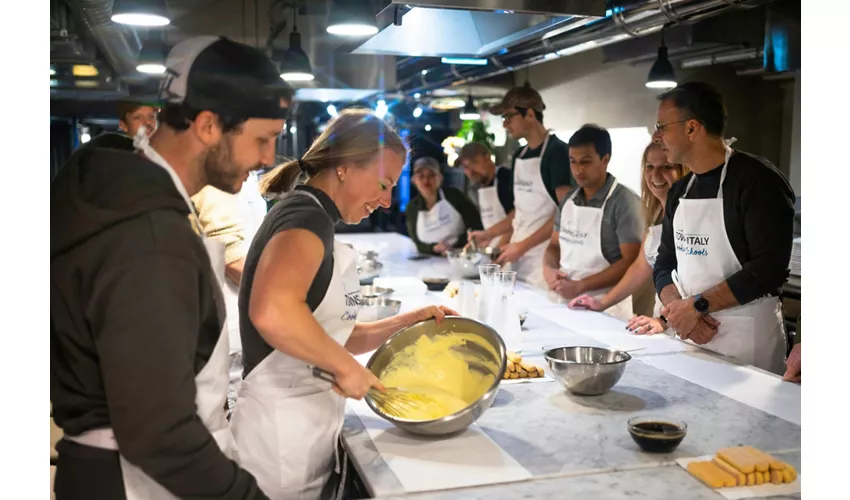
[629,422,686,453]
[423,279,450,291]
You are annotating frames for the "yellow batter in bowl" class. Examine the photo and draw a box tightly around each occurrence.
[375,333,499,421]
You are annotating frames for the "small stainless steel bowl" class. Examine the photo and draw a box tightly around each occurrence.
[446,249,485,279]
[360,297,402,320]
[364,316,506,437]
[360,285,393,298]
[543,346,631,396]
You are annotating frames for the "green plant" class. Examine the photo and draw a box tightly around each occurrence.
[457,120,495,152]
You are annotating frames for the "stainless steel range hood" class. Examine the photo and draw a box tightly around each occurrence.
[351,0,607,58]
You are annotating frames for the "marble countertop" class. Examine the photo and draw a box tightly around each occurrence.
[337,233,801,498]
[372,450,801,500]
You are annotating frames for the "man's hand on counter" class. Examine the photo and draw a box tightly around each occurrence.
[662,297,703,335]
[681,316,720,345]
[783,344,800,383]
[543,266,566,290]
[552,276,586,300]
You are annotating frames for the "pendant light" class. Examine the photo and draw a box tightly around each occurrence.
[112,0,171,27]
[136,36,168,74]
[459,94,480,121]
[280,7,314,82]
[327,0,378,36]
[646,28,677,89]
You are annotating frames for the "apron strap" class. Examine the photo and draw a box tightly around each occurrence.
[682,146,734,199]
[600,179,619,210]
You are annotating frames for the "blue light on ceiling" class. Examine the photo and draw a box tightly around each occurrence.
[441,57,488,66]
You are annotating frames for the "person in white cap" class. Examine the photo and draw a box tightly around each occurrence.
[652,81,795,374]
[51,36,290,499]
[469,85,574,289]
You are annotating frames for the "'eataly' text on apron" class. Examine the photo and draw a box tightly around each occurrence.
[675,229,710,256]
[558,227,589,245]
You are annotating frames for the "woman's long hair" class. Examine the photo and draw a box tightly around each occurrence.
[259,109,408,197]
[640,142,688,229]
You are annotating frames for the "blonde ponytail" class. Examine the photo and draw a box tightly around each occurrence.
[259,109,408,199]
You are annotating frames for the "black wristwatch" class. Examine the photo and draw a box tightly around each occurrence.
[693,294,710,315]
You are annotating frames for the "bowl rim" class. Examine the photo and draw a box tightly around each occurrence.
[626,415,688,435]
[542,345,633,366]
[363,316,507,425]
[360,285,393,296]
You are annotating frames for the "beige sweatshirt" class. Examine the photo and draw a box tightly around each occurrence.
[189,186,248,265]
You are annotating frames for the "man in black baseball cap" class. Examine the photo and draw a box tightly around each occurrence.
[51,36,292,499]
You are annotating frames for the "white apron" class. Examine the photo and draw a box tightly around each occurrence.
[416,189,466,246]
[225,172,268,408]
[231,191,360,500]
[477,173,508,248]
[558,178,633,321]
[672,147,786,374]
[644,223,664,317]
[64,129,235,499]
[510,135,557,289]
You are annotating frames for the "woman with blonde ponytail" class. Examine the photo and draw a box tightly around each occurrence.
[231,109,456,499]
[568,142,687,334]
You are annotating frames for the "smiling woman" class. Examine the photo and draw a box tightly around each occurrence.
[232,109,457,499]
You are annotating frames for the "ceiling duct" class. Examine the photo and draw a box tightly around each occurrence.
[64,0,144,78]
[351,1,607,58]
[389,0,777,94]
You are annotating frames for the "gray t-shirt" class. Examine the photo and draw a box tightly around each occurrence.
[555,173,643,264]
[239,185,341,377]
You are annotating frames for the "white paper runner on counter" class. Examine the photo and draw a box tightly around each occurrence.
[675,455,801,499]
[639,352,801,425]
[524,307,700,356]
[346,398,532,493]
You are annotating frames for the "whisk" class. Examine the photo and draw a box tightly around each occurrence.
[311,367,449,418]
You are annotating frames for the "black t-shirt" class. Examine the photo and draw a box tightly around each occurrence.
[653,151,796,304]
[510,134,574,203]
[239,185,341,377]
[481,166,515,214]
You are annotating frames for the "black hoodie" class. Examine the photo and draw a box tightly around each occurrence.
[50,134,267,499]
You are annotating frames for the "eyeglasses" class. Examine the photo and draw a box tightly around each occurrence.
[501,107,528,123]
[654,118,694,133]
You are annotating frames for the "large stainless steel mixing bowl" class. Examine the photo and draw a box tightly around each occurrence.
[364,316,506,437]
[543,346,631,396]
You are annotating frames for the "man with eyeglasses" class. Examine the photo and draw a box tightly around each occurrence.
[470,85,574,289]
[652,81,795,374]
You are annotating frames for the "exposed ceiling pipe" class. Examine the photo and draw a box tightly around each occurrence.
[680,47,763,68]
[397,0,776,95]
[64,0,144,78]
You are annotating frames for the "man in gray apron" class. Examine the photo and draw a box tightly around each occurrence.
[471,86,574,289]
[652,82,796,375]
[51,36,291,499]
